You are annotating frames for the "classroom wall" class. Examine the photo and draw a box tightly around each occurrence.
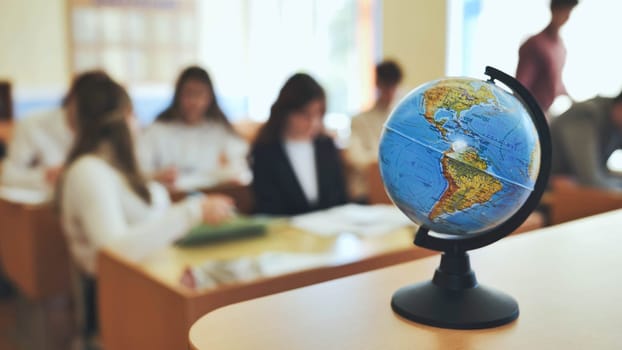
[0,0,70,91]
[382,0,447,91]
[0,0,448,113]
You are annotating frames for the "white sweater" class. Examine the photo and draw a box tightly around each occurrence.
[60,154,203,276]
[1,108,73,190]
[345,107,390,199]
[138,120,251,190]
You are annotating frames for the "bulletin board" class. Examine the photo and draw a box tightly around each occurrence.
[68,0,197,84]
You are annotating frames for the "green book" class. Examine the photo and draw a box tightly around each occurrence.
[175,216,271,246]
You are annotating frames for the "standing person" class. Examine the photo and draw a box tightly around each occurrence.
[1,71,109,191]
[139,66,250,191]
[346,60,403,203]
[251,73,348,215]
[550,92,622,189]
[516,0,579,117]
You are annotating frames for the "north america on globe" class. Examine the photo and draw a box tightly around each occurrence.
[379,78,540,235]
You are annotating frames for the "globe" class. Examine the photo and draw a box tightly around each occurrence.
[379,77,541,235]
[385,67,550,330]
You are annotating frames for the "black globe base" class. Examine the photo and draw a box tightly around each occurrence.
[391,250,518,329]
[392,281,518,329]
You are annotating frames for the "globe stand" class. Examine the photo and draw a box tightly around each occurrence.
[391,247,518,329]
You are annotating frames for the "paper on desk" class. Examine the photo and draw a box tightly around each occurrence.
[174,174,219,192]
[289,203,414,237]
[0,186,50,205]
[174,168,252,192]
[189,251,338,291]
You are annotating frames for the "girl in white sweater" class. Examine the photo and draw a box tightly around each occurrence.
[1,71,109,191]
[139,66,251,191]
[59,77,235,277]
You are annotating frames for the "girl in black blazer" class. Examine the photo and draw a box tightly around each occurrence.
[251,73,348,215]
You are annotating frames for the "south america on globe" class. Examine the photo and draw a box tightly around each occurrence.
[379,78,540,235]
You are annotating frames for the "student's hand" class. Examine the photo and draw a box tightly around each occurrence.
[201,194,236,225]
[218,151,230,167]
[153,166,178,188]
[180,266,196,289]
[45,166,63,185]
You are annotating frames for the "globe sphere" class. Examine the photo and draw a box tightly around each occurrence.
[379,78,540,235]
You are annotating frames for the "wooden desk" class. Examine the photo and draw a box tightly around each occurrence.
[0,121,11,142]
[0,198,71,300]
[99,211,542,350]
[98,222,436,350]
[190,210,622,349]
[367,162,391,204]
[169,183,255,215]
[542,177,622,225]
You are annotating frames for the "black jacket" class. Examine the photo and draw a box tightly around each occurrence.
[251,136,348,215]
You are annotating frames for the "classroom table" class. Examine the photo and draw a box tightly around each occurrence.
[0,194,71,300]
[169,182,254,214]
[98,222,429,350]
[189,209,622,350]
[0,121,11,142]
[542,177,622,225]
[98,208,543,350]
[0,190,77,349]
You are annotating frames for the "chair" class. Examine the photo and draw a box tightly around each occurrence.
[232,119,263,143]
[69,264,102,350]
[0,81,12,121]
[367,162,391,204]
[170,183,255,215]
[202,183,255,215]
[541,176,622,225]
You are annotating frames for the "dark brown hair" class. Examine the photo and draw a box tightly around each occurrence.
[156,66,233,131]
[61,70,110,107]
[376,60,403,87]
[65,77,151,203]
[253,73,326,145]
[550,0,578,9]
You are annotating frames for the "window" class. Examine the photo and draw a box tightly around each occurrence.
[68,0,380,127]
[447,0,622,115]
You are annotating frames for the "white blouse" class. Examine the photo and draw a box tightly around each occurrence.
[60,154,203,275]
[346,106,390,199]
[284,140,318,204]
[138,120,251,190]
[1,108,73,190]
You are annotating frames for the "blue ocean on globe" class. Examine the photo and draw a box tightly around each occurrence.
[379,78,540,235]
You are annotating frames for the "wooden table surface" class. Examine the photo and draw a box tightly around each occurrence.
[189,209,622,350]
[98,221,435,350]
[145,225,415,285]
[0,121,12,142]
[0,194,71,300]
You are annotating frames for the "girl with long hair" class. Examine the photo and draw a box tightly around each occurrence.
[59,77,234,277]
[1,71,109,190]
[139,66,251,190]
[251,73,348,215]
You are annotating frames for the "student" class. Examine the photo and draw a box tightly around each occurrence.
[346,60,403,203]
[516,0,578,117]
[251,73,348,215]
[59,77,236,276]
[1,71,109,191]
[139,66,250,190]
[550,91,622,189]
